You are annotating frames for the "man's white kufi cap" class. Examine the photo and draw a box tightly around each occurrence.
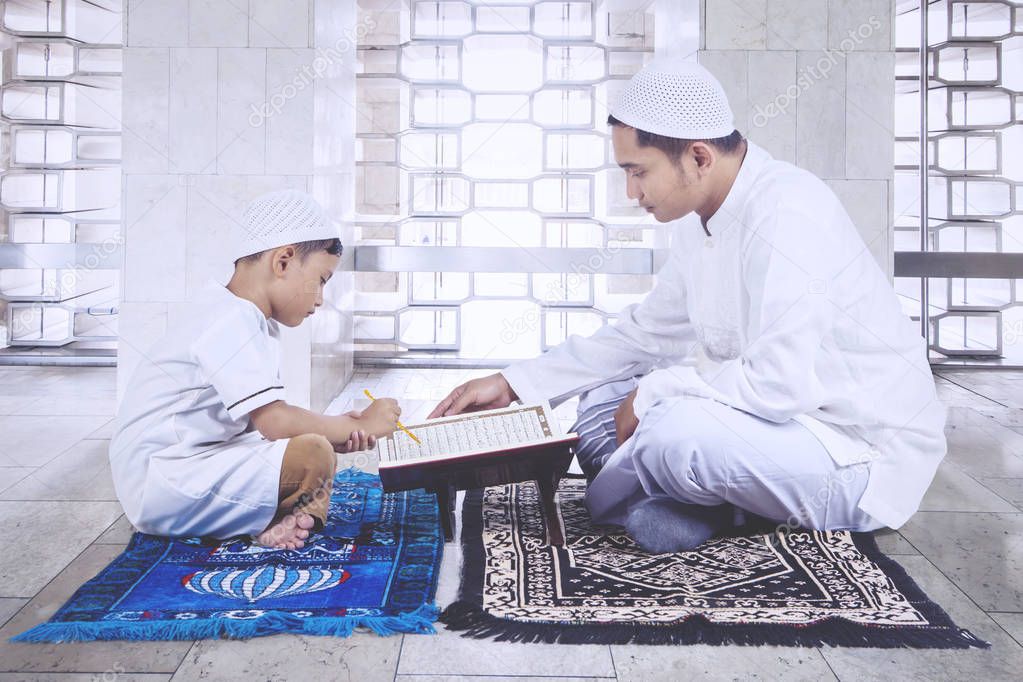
[233,190,340,262]
[610,59,735,139]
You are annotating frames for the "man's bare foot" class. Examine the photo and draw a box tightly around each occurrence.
[255,511,316,550]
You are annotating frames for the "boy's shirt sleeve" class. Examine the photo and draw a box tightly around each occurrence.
[192,307,286,422]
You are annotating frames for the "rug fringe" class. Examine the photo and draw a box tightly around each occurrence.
[10,604,440,643]
[439,601,989,649]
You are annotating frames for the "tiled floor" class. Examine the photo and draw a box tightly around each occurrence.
[1,366,1022,681]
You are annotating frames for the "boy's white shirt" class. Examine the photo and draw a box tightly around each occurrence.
[109,280,288,537]
[502,142,947,530]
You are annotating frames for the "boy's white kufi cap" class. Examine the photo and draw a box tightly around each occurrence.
[609,59,735,140]
[233,190,339,262]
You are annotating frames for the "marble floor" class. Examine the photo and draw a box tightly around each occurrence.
[1,366,1022,681]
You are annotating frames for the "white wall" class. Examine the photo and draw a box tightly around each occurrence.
[119,0,357,410]
[117,0,897,401]
[699,0,896,277]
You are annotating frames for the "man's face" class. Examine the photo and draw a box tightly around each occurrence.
[612,125,704,223]
[270,248,341,327]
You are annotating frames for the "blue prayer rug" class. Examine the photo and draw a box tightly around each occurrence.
[13,470,442,642]
[442,479,989,648]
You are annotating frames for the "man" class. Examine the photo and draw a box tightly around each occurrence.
[430,60,946,554]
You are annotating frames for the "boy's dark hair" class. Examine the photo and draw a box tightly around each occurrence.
[607,114,744,163]
[235,238,343,266]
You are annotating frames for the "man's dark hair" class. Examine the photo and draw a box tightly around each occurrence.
[236,237,343,266]
[607,114,745,162]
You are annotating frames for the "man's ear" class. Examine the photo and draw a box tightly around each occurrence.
[690,142,715,174]
[271,245,297,277]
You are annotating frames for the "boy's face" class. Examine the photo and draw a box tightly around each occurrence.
[268,247,342,327]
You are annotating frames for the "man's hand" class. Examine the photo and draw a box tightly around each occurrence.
[358,398,401,436]
[614,388,640,446]
[429,373,518,418]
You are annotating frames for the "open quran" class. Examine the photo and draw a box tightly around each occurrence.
[375,403,579,545]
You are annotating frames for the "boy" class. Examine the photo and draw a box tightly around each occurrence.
[110,190,400,550]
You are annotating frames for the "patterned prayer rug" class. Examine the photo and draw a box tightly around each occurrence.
[13,470,442,642]
[441,479,988,648]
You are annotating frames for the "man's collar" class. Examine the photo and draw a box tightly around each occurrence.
[705,141,770,232]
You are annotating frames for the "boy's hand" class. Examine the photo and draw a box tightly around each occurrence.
[336,427,376,453]
[359,397,401,436]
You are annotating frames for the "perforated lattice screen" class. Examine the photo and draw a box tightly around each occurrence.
[354,0,658,360]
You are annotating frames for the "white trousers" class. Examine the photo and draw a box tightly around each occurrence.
[571,377,883,532]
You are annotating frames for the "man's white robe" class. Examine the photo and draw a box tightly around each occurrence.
[502,142,946,530]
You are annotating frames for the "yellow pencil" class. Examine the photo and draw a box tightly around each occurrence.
[363,389,421,445]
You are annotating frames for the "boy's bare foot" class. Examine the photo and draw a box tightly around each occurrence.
[255,511,316,550]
